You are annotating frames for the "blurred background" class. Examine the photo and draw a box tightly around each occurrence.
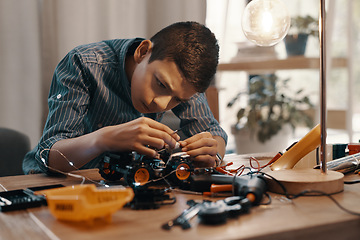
[0,0,359,154]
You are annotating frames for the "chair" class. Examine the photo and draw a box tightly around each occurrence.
[0,128,30,177]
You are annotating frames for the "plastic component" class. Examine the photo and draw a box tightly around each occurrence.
[0,184,64,212]
[190,173,267,206]
[210,184,232,193]
[130,187,175,210]
[198,196,251,225]
[38,184,134,222]
[348,143,360,155]
[316,152,360,174]
[332,144,347,159]
[0,190,45,212]
[162,200,201,230]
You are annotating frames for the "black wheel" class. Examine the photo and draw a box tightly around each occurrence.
[165,152,193,186]
[98,152,133,181]
[125,162,155,188]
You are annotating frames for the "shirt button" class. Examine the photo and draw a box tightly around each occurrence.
[56,94,62,99]
[97,123,103,128]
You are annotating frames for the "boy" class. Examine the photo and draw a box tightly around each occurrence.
[23,21,227,174]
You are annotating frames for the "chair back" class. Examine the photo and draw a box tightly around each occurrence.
[0,128,30,177]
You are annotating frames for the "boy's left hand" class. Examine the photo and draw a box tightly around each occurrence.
[179,132,219,167]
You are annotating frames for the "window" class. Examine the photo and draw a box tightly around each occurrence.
[206,0,360,153]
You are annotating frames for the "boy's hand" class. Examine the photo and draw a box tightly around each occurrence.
[98,117,180,157]
[179,132,219,167]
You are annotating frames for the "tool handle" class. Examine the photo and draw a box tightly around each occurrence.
[210,184,233,193]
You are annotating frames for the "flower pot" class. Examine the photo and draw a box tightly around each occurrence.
[231,124,292,154]
[284,33,309,56]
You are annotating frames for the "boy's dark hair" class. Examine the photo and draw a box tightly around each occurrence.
[149,21,219,93]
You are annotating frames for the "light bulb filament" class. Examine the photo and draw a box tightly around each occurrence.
[261,11,273,33]
[242,0,290,47]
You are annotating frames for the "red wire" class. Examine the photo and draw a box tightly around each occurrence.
[249,156,261,170]
[216,162,245,176]
[249,152,283,170]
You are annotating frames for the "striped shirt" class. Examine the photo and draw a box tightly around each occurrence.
[23,38,227,174]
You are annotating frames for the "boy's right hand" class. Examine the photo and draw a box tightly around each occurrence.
[97,117,180,158]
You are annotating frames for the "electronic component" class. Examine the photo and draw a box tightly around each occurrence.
[189,173,267,205]
[99,150,194,189]
[198,196,251,225]
[162,196,252,229]
[0,184,64,212]
[162,174,266,230]
[0,189,45,212]
[130,187,175,210]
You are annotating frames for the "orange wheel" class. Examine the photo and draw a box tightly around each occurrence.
[134,168,150,185]
[175,163,191,180]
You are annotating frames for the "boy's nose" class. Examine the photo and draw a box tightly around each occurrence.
[153,96,172,111]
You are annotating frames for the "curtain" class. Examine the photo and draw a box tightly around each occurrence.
[0,0,206,147]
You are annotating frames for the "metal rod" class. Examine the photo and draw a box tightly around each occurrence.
[347,0,354,142]
[319,0,327,174]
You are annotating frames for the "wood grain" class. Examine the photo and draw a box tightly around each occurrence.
[0,157,359,240]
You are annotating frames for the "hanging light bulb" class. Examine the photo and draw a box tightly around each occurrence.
[242,0,290,47]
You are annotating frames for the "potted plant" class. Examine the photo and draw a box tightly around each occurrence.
[284,15,319,56]
[227,74,314,153]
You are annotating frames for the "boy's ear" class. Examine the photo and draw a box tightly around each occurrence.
[134,40,152,63]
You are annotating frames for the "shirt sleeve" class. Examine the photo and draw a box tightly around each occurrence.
[171,92,228,144]
[32,49,91,173]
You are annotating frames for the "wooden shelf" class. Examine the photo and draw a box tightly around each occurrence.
[218,56,348,73]
[215,56,351,137]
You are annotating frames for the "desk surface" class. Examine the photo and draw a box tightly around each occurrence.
[1,154,360,240]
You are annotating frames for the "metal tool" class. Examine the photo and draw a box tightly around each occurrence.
[161,200,202,230]
[170,119,198,136]
[314,152,360,174]
[157,119,199,157]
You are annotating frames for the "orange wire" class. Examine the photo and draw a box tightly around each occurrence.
[215,162,245,176]
[249,156,261,170]
[249,152,283,171]
[235,165,245,176]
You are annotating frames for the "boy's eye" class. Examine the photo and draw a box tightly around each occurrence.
[156,78,166,89]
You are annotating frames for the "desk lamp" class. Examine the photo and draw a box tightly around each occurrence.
[242,0,344,195]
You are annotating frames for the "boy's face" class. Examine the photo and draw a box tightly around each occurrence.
[131,53,197,113]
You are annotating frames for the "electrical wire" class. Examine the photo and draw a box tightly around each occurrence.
[344,179,360,184]
[249,154,282,172]
[260,192,272,205]
[39,148,221,193]
[39,148,110,187]
[246,152,360,214]
[260,171,360,216]
[38,148,360,216]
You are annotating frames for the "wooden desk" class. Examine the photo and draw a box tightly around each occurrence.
[1,155,360,240]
